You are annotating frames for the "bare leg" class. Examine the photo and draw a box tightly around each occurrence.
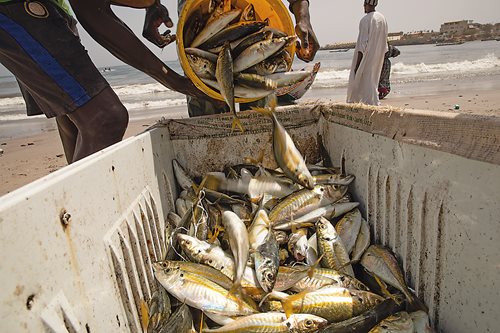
[67,86,128,162]
[56,115,78,163]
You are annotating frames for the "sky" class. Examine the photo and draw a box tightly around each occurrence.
[1,0,499,75]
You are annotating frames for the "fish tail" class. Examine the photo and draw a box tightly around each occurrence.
[308,254,324,278]
[231,116,244,133]
[251,106,273,118]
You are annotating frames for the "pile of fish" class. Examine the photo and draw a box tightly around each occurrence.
[183,0,312,132]
[148,102,434,332]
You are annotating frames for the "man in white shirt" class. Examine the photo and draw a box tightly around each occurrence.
[346,0,388,106]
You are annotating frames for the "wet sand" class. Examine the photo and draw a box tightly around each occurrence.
[1,84,499,196]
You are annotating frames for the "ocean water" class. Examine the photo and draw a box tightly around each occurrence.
[0,40,499,131]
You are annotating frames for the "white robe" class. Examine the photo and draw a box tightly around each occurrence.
[346,11,388,106]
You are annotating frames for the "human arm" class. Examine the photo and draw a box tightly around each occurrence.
[69,0,212,99]
[288,0,319,62]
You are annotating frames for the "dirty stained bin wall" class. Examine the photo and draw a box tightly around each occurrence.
[0,102,499,333]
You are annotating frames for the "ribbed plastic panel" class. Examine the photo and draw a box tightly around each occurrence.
[105,189,165,333]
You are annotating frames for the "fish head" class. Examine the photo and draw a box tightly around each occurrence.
[177,233,210,261]
[288,234,308,261]
[254,255,278,292]
[286,314,328,333]
[298,173,315,190]
[316,217,336,238]
[373,312,414,332]
[187,54,215,79]
[152,261,182,287]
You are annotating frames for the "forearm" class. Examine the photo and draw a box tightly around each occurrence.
[69,0,207,98]
[289,0,310,25]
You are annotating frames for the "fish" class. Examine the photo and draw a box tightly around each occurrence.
[351,216,371,262]
[155,260,233,291]
[187,54,216,79]
[203,172,295,202]
[235,73,277,90]
[232,30,274,58]
[272,201,360,231]
[202,312,328,333]
[317,298,404,333]
[190,9,242,48]
[361,245,417,306]
[153,263,257,317]
[269,186,324,226]
[233,37,294,73]
[336,208,363,255]
[264,71,312,88]
[253,231,280,292]
[215,42,242,132]
[222,210,250,294]
[199,20,268,50]
[316,217,355,277]
[272,286,384,323]
[368,311,414,333]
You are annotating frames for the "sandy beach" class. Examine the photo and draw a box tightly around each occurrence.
[1,87,499,197]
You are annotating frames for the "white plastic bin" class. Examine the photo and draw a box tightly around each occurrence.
[0,102,499,333]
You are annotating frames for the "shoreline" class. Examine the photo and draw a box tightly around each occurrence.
[1,80,499,196]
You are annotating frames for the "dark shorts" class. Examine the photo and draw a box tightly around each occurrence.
[0,0,109,117]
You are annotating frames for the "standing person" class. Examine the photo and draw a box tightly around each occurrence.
[177,0,320,117]
[378,44,400,99]
[0,0,208,163]
[346,0,388,106]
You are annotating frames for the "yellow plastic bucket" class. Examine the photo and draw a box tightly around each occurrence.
[177,0,296,103]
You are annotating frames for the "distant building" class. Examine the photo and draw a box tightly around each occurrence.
[387,32,403,41]
[440,20,472,36]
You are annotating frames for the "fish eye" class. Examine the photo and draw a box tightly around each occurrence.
[267,273,274,280]
[305,319,313,327]
[166,268,170,272]
[285,322,291,328]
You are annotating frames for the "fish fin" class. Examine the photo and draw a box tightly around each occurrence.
[139,299,149,331]
[281,291,308,318]
[231,117,245,133]
[251,106,273,117]
[307,254,324,278]
[372,274,402,305]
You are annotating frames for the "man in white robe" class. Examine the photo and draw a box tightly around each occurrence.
[346,0,388,105]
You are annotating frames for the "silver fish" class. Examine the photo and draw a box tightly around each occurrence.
[233,37,294,73]
[190,8,242,48]
[253,231,280,292]
[336,208,363,255]
[222,210,250,293]
[215,42,241,132]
